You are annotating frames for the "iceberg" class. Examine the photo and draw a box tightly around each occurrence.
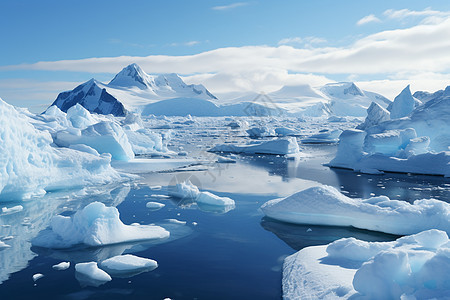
[329,86,450,176]
[52,262,70,271]
[283,230,450,299]
[32,202,169,248]
[210,137,300,156]
[0,97,121,201]
[261,185,450,235]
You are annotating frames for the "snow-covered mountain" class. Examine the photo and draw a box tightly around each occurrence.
[221,82,391,117]
[51,79,127,116]
[49,64,217,116]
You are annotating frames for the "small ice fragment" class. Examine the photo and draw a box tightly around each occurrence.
[192,222,198,226]
[32,273,44,282]
[146,202,165,210]
[165,219,187,225]
[150,186,162,190]
[2,236,14,241]
[100,254,158,275]
[306,228,312,232]
[2,205,24,214]
[75,262,111,283]
[0,241,11,250]
[52,262,70,271]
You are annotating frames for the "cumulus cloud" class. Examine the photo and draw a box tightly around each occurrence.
[278,36,326,46]
[357,14,381,26]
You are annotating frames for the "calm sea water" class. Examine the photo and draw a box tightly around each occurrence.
[0,144,448,299]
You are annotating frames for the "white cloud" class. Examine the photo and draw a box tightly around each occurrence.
[170,41,201,47]
[357,14,381,26]
[278,36,326,46]
[1,15,450,99]
[212,2,248,11]
[383,8,450,24]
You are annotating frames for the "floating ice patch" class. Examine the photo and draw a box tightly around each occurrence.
[100,254,157,276]
[261,185,450,235]
[75,262,111,287]
[0,241,11,250]
[146,202,165,210]
[1,205,23,214]
[32,202,169,248]
[52,262,70,271]
[210,137,300,156]
[32,273,44,282]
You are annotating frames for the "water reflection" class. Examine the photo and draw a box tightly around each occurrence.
[0,183,131,285]
[261,217,398,251]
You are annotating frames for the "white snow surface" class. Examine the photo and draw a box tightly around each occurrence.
[32,202,169,248]
[210,137,300,155]
[261,185,450,235]
[284,230,450,299]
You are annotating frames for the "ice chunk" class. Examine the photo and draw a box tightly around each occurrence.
[55,121,134,161]
[1,205,23,214]
[32,202,169,248]
[275,127,298,137]
[261,185,450,235]
[0,241,10,250]
[196,192,235,208]
[32,273,44,282]
[210,137,300,155]
[388,85,421,119]
[146,201,165,210]
[357,102,390,130]
[125,128,171,156]
[301,129,342,144]
[100,254,157,276]
[217,156,236,163]
[284,230,450,299]
[246,126,275,138]
[66,104,97,129]
[169,180,236,211]
[52,262,70,271]
[75,262,111,286]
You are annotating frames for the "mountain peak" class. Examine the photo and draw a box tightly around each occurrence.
[108,63,153,89]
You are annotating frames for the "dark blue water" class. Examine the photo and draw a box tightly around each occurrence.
[0,145,448,299]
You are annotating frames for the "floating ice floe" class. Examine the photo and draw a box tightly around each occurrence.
[210,137,300,156]
[99,254,158,277]
[75,262,111,287]
[169,180,235,212]
[329,86,450,176]
[32,202,169,248]
[301,129,342,144]
[0,241,10,250]
[283,229,450,299]
[0,98,121,201]
[216,156,236,163]
[32,273,44,282]
[261,185,450,235]
[1,205,23,215]
[52,262,70,271]
[146,201,165,210]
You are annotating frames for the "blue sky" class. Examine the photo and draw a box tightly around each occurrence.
[1,0,450,111]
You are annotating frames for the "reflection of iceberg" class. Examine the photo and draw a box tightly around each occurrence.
[261,218,396,251]
[0,183,131,285]
[31,220,193,266]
